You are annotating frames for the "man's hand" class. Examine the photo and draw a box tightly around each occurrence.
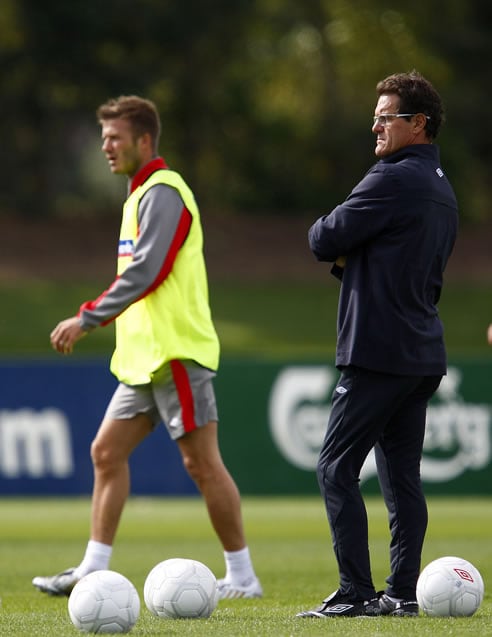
[488,324,492,346]
[50,316,87,354]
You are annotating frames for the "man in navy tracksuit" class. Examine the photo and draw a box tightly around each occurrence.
[298,71,458,618]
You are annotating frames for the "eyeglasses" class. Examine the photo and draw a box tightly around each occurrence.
[373,113,430,127]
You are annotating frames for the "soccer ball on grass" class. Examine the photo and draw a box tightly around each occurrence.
[144,558,219,619]
[68,570,140,633]
[416,556,484,617]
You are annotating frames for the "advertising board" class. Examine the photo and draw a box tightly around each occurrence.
[0,359,490,495]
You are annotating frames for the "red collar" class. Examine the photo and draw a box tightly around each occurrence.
[129,157,168,193]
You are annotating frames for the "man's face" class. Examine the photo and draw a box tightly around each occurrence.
[372,93,418,158]
[101,118,146,178]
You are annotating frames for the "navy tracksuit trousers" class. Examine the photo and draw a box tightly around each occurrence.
[317,365,441,601]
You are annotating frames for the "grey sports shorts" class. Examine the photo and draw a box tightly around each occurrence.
[104,360,218,440]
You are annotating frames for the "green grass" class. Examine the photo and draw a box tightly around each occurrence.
[1,279,491,359]
[0,496,490,636]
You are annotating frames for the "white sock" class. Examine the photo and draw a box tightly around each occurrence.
[74,540,113,578]
[223,547,256,586]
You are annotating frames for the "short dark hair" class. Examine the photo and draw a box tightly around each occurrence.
[97,95,161,151]
[376,70,444,139]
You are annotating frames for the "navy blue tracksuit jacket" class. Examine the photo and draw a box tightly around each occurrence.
[308,144,458,376]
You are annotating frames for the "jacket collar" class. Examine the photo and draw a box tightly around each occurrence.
[380,144,439,164]
[129,157,169,194]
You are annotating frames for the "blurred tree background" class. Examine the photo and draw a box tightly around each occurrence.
[0,0,490,223]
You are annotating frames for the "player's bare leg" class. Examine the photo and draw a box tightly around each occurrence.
[177,422,245,550]
[74,415,153,577]
[32,414,152,596]
[177,422,262,598]
[89,415,153,544]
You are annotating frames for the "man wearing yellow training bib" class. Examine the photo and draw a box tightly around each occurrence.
[33,95,262,601]
[107,164,219,386]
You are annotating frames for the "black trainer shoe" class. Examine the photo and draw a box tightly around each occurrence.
[296,589,381,618]
[379,592,419,616]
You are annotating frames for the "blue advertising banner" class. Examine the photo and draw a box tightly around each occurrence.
[0,358,491,495]
[0,360,197,495]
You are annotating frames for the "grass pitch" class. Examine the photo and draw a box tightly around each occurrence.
[0,496,490,636]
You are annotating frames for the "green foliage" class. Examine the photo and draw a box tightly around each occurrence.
[0,496,491,636]
[0,1,490,220]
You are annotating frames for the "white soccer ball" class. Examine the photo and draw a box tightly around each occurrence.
[416,556,484,617]
[68,570,140,633]
[144,558,219,619]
